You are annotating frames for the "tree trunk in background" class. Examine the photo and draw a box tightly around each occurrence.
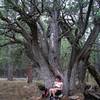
[7,46,13,81]
[7,64,13,81]
[26,64,33,83]
[4,0,13,81]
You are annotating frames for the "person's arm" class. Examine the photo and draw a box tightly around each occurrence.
[57,82,63,90]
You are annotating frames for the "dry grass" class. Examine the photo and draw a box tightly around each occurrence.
[0,79,97,100]
[0,80,40,100]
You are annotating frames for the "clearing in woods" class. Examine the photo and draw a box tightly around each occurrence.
[0,79,40,100]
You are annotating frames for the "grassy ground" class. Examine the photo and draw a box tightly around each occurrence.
[0,80,40,100]
[0,79,99,100]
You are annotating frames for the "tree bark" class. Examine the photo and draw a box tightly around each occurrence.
[69,60,86,95]
[7,64,13,81]
[25,43,54,88]
[7,45,13,81]
[87,63,100,87]
[48,6,62,78]
[26,64,33,83]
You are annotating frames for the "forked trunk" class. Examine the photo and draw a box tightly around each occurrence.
[25,43,54,88]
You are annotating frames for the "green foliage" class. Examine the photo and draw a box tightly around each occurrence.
[11,45,23,66]
[0,47,8,66]
[10,45,30,69]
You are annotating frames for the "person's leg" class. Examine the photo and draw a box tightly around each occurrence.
[52,88,58,97]
[49,89,52,96]
[53,88,62,97]
[52,89,55,97]
[49,88,56,97]
[49,88,54,96]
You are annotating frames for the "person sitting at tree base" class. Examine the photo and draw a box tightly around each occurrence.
[49,75,63,97]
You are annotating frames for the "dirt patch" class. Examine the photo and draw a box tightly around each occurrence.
[0,80,40,100]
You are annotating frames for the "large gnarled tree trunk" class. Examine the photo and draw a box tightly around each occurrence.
[67,18,100,95]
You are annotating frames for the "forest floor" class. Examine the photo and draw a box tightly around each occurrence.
[0,79,99,100]
[0,79,41,100]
